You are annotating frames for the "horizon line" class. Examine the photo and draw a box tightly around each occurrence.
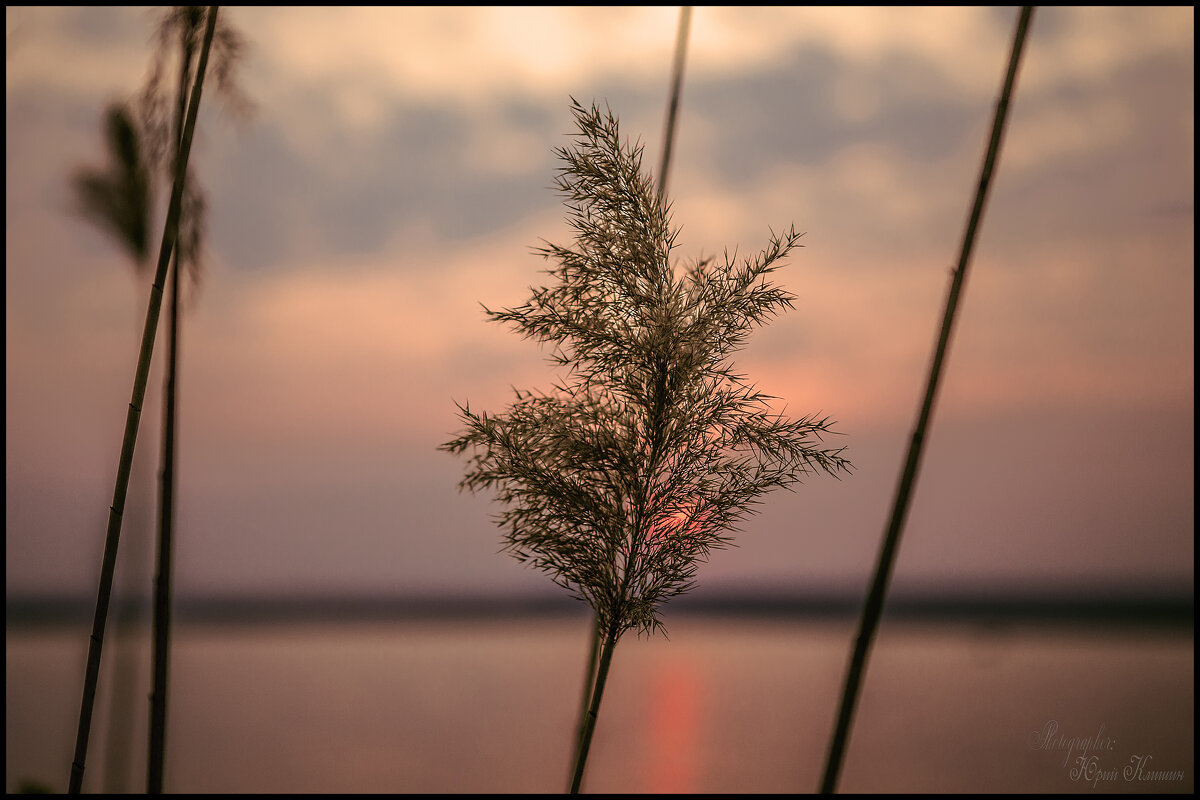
[6,585,1193,629]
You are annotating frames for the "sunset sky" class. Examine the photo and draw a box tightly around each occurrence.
[5,6,1193,603]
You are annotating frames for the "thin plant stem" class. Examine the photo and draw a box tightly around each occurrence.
[570,613,602,784]
[817,7,1034,793]
[69,96,154,800]
[69,8,219,793]
[147,248,179,794]
[445,97,849,795]
[569,9,692,789]
[147,14,197,790]
[657,5,691,204]
[569,625,619,794]
[567,282,672,793]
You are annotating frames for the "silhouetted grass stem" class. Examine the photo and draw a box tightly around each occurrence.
[444,96,850,793]
[818,7,1034,793]
[569,12,693,786]
[569,626,619,794]
[571,614,602,785]
[148,17,196,792]
[68,8,219,793]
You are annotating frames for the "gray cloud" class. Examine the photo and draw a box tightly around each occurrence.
[696,46,980,179]
[5,7,1193,602]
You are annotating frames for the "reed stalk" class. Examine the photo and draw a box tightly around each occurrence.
[818,7,1034,793]
[657,5,691,204]
[570,625,619,793]
[443,98,849,793]
[68,9,218,793]
[570,8,693,789]
[147,10,199,790]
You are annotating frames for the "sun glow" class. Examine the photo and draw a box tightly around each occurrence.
[647,495,714,548]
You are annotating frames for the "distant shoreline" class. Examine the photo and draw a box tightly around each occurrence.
[6,589,1193,629]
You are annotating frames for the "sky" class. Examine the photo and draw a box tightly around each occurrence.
[5,6,1194,603]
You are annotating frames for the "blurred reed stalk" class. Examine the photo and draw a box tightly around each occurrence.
[138,6,247,790]
[68,8,219,793]
[148,9,196,792]
[818,6,1034,793]
[571,6,693,789]
[70,96,158,796]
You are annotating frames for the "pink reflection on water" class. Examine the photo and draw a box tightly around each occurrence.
[646,657,703,793]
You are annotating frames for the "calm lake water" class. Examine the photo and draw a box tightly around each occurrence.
[6,614,1193,794]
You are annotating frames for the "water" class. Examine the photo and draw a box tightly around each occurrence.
[6,615,1193,793]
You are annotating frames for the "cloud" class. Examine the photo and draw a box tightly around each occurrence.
[237,7,682,114]
[198,95,573,273]
[1022,6,1194,91]
[5,6,151,100]
[5,7,1194,598]
[176,217,567,460]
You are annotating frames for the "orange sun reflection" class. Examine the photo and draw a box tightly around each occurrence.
[646,657,703,793]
